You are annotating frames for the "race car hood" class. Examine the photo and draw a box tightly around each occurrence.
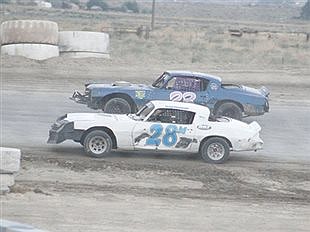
[86,82,153,91]
[65,113,131,123]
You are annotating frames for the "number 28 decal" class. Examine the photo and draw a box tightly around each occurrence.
[145,124,187,147]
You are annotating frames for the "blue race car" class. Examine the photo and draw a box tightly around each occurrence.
[71,70,269,120]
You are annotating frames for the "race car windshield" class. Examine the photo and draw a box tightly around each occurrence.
[136,102,155,120]
[152,73,171,88]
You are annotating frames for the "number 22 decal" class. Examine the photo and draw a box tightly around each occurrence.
[145,124,178,147]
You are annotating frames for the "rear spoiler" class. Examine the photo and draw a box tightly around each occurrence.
[259,86,270,97]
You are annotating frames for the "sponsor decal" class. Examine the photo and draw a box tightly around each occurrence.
[175,137,193,148]
[210,82,219,91]
[135,90,146,99]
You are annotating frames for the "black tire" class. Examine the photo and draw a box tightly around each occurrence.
[200,137,230,164]
[215,102,242,120]
[103,97,132,114]
[83,130,112,158]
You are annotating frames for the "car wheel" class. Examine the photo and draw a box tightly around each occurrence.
[83,130,112,158]
[103,97,132,114]
[215,102,242,120]
[200,137,230,164]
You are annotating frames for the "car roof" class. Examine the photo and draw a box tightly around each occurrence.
[150,100,210,115]
[165,70,222,82]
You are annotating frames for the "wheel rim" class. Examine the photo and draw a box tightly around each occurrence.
[207,142,225,161]
[89,136,108,155]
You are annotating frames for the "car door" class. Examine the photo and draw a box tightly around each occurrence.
[153,76,210,105]
[132,108,196,151]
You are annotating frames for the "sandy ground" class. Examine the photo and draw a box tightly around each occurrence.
[1,55,310,231]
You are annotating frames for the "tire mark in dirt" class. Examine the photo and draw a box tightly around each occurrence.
[20,154,310,204]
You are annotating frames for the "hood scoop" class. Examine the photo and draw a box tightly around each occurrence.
[112,81,132,86]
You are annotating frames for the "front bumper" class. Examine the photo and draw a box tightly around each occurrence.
[70,90,89,104]
[47,120,80,144]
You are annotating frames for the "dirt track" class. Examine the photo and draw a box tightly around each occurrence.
[1,56,310,231]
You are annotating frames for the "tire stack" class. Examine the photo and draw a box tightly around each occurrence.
[59,31,110,58]
[0,20,59,60]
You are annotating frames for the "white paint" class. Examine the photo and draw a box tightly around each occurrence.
[1,44,59,60]
[182,92,197,102]
[169,91,183,102]
[169,91,196,102]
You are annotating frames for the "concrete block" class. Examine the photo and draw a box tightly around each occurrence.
[0,147,21,174]
[0,174,15,187]
[0,185,10,194]
[1,44,59,60]
[59,31,109,53]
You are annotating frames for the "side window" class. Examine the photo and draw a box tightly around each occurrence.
[201,79,209,91]
[166,77,207,92]
[165,78,176,90]
[148,109,195,124]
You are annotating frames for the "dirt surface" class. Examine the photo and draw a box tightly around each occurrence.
[1,2,310,230]
[1,53,310,231]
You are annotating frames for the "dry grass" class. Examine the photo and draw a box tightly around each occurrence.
[0,4,309,69]
[110,27,310,69]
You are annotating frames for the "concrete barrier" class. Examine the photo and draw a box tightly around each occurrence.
[1,44,59,60]
[59,31,109,53]
[0,147,21,174]
[0,147,21,194]
[0,20,58,45]
[0,219,49,232]
[0,174,15,187]
[60,51,110,59]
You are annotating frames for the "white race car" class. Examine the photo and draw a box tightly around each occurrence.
[47,100,263,163]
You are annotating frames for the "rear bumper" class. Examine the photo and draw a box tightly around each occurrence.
[234,135,263,152]
[243,101,269,116]
[47,121,82,144]
[264,100,270,112]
